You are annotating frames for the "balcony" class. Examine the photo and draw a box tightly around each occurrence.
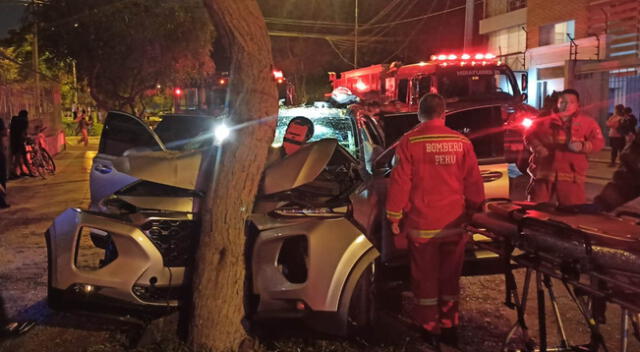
[480,0,528,35]
[485,0,528,18]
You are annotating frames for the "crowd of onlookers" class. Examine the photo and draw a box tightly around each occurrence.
[606,104,638,167]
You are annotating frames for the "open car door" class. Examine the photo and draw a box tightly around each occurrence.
[89,111,165,209]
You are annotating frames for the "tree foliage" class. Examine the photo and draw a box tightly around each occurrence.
[34,0,215,113]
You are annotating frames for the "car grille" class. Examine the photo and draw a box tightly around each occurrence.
[141,219,199,267]
[132,284,184,303]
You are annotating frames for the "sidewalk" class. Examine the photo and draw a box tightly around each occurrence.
[0,137,98,319]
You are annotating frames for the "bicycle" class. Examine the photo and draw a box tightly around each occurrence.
[25,128,56,179]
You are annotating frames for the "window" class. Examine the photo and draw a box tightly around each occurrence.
[539,20,575,46]
[488,26,526,56]
[274,108,359,158]
[437,66,519,100]
[397,79,409,104]
[100,112,161,156]
[153,115,217,151]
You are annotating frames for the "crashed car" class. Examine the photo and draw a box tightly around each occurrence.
[46,104,509,335]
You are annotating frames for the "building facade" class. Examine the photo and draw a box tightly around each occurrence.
[480,0,640,135]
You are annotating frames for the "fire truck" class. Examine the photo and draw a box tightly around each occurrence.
[329,53,538,168]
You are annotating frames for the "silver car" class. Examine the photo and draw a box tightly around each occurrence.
[46,105,509,335]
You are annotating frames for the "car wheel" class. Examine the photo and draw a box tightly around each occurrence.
[348,262,377,336]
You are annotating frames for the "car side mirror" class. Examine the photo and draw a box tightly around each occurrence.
[373,158,391,176]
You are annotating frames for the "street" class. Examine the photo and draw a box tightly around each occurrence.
[0,138,638,351]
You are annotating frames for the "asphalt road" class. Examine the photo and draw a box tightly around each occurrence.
[1,140,638,351]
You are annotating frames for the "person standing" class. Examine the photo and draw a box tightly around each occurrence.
[622,107,637,146]
[525,89,605,206]
[592,130,640,211]
[75,109,89,147]
[606,104,626,166]
[9,110,29,178]
[0,117,9,209]
[385,94,485,349]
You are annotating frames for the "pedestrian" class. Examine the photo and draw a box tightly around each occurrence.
[385,93,485,350]
[622,107,637,145]
[606,104,626,166]
[9,110,29,178]
[524,89,605,206]
[592,131,640,211]
[0,117,9,209]
[75,109,90,147]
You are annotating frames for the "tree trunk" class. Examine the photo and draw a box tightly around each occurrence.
[190,0,278,351]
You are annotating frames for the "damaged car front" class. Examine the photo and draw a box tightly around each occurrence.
[46,111,214,310]
[46,107,380,335]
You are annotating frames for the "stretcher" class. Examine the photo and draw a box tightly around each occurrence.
[466,200,640,352]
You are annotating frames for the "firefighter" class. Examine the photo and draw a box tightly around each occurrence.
[386,93,484,349]
[525,89,605,206]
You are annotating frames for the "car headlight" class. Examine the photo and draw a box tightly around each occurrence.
[214,123,231,145]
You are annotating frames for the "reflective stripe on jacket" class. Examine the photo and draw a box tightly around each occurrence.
[385,119,485,235]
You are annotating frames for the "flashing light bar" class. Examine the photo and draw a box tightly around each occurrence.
[430,53,498,62]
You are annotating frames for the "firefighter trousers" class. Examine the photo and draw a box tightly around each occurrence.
[527,178,585,206]
[408,232,467,334]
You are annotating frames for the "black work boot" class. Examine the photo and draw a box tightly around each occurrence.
[421,330,442,351]
[440,327,459,348]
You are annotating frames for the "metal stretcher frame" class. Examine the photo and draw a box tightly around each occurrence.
[466,202,640,352]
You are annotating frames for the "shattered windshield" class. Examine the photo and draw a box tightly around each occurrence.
[274,107,358,158]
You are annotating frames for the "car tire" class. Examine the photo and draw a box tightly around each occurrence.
[348,262,377,336]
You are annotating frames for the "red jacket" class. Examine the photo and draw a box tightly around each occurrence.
[525,112,604,183]
[385,119,485,241]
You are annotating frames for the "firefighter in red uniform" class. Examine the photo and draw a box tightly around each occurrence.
[525,89,605,206]
[386,94,485,349]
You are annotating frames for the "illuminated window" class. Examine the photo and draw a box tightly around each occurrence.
[539,20,575,46]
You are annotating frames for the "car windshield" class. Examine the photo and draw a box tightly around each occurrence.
[153,115,216,151]
[437,66,518,100]
[273,107,358,157]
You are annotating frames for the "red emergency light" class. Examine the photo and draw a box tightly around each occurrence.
[355,80,368,92]
[429,53,499,67]
[273,69,284,79]
[521,117,534,129]
[174,88,182,96]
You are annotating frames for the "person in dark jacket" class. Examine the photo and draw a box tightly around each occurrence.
[593,132,640,211]
[9,110,29,177]
[0,117,8,208]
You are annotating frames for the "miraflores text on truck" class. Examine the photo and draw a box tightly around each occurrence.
[329,52,538,167]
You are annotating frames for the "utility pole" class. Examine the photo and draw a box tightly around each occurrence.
[32,3,40,115]
[72,60,78,105]
[463,0,474,51]
[354,0,358,68]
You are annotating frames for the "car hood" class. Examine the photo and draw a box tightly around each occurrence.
[261,139,339,196]
[111,149,205,191]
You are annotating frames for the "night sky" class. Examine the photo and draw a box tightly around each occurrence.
[0,4,25,38]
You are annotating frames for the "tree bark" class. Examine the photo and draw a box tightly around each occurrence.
[190,0,278,351]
